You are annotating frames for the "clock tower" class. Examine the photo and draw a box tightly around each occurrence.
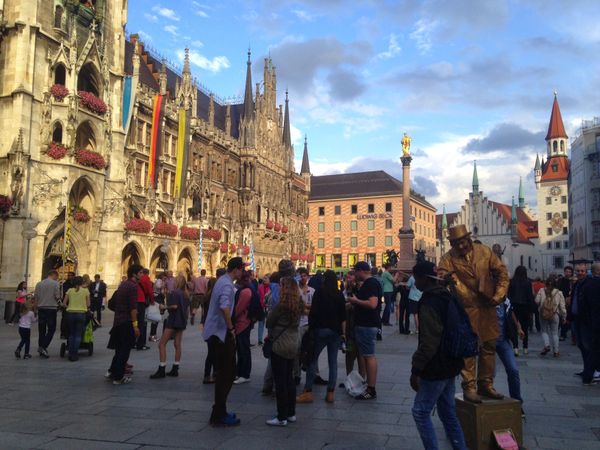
[535,93,571,275]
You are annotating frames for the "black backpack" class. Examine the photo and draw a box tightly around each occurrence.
[441,293,479,359]
[248,288,265,323]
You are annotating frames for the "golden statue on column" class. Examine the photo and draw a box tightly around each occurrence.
[401,132,411,157]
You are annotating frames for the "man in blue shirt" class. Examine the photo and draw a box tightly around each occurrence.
[203,257,245,426]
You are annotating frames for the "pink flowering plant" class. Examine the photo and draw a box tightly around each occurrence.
[51,84,69,101]
[47,142,67,160]
[154,222,178,237]
[125,218,152,233]
[73,206,90,223]
[75,149,106,170]
[78,90,108,115]
[274,223,282,232]
[0,195,12,216]
[181,226,200,240]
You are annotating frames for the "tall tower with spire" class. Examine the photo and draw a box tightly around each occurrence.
[535,93,571,275]
[239,50,256,149]
[301,135,311,191]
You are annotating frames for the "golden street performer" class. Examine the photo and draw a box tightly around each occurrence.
[438,224,509,403]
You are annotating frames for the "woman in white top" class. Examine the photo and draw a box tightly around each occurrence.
[535,275,566,357]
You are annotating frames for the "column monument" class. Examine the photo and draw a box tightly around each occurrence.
[397,132,415,271]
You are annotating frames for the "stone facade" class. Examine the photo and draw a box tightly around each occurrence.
[0,0,310,296]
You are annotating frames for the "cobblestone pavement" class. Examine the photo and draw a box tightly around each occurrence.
[0,314,598,449]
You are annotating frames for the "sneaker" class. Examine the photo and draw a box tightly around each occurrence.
[287,415,297,423]
[14,349,21,359]
[574,371,583,378]
[266,417,287,427]
[113,377,132,385]
[553,352,560,358]
[258,341,264,346]
[23,354,32,359]
[521,408,526,418]
[296,391,314,403]
[540,347,550,356]
[104,371,112,380]
[211,414,241,427]
[583,380,599,386]
[233,377,250,385]
[39,348,49,358]
[136,346,150,351]
[355,389,376,400]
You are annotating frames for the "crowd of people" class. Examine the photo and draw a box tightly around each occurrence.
[7,226,600,449]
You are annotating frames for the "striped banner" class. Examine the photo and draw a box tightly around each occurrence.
[249,239,256,272]
[198,229,203,272]
[122,75,138,136]
[174,107,190,198]
[63,200,71,263]
[147,94,165,189]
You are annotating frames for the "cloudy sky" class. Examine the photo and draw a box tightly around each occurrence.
[128,0,600,212]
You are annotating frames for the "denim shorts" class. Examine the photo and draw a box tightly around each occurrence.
[354,326,378,357]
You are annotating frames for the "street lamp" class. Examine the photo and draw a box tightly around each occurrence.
[21,215,39,283]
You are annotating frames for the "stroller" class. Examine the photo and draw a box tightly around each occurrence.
[59,311,96,358]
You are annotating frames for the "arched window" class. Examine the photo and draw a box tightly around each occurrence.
[54,63,66,85]
[52,122,63,144]
[553,141,558,154]
[560,140,565,153]
[77,62,101,96]
[75,121,96,151]
[54,5,64,29]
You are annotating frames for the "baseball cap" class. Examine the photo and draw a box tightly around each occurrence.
[354,261,371,272]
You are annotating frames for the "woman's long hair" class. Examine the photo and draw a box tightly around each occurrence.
[17,281,26,292]
[321,270,340,299]
[544,274,557,297]
[512,265,528,282]
[279,276,301,322]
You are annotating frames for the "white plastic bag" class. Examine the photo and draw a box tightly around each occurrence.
[345,370,367,397]
[146,303,162,323]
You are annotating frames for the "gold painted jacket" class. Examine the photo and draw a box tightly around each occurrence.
[438,243,509,342]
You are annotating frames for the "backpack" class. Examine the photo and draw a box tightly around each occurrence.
[541,290,557,321]
[248,288,265,323]
[441,293,479,359]
[107,290,118,311]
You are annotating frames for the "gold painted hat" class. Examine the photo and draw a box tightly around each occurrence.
[447,224,472,242]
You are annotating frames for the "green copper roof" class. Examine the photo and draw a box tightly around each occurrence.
[472,161,479,192]
[518,177,525,208]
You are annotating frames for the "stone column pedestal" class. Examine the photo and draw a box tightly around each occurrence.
[396,155,414,272]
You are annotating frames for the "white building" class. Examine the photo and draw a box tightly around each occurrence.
[569,117,600,261]
[534,94,571,273]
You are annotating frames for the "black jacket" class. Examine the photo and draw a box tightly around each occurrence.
[507,279,535,312]
[411,285,464,380]
[580,277,600,331]
[89,281,107,301]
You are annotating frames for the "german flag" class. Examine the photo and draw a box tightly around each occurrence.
[147,94,165,189]
[174,107,190,198]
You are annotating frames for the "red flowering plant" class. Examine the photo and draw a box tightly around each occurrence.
[0,195,13,216]
[274,223,282,232]
[125,218,152,233]
[281,225,289,233]
[77,90,108,115]
[154,222,178,237]
[50,84,69,101]
[73,206,90,223]
[180,226,200,240]
[75,149,106,170]
[290,253,299,261]
[266,219,274,229]
[47,142,67,160]
[307,255,315,263]
[212,230,222,241]
[229,243,237,253]
[219,242,228,253]
[241,245,250,256]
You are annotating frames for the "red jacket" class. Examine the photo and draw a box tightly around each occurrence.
[137,274,153,304]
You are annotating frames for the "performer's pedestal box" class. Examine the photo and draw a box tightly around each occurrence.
[455,395,523,450]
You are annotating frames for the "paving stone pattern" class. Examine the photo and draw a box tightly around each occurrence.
[0,315,598,449]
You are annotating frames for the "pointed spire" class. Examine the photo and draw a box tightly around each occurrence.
[441,204,448,229]
[511,196,517,224]
[472,160,479,193]
[282,90,291,148]
[243,49,254,120]
[546,92,568,141]
[534,153,541,171]
[518,177,525,208]
[183,48,190,75]
[301,135,310,174]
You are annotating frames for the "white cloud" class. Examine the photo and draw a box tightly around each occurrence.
[410,19,437,53]
[137,30,153,42]
[377,33,401,59]
[152,5,180,21]
[191,40,204,48]
[144,13,158,23]
[291,125,303,146]
[177,49,230,73]
[164,25,179,36]
[292,9,315,21]
[196,10,209,18]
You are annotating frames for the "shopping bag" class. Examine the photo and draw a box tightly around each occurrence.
[82,320,94,344]
[345,370,367,397]
[146,303,162,323]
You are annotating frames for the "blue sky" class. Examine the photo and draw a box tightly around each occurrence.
[128,0,600,212]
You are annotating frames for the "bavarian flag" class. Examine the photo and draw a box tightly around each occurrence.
[148,94,165,189]
[174,107,191,198]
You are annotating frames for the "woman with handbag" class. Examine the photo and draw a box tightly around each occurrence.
[297,270,346,404]
[264,276,304,426]
[149,273,166,342]
[150,274,190,378]
[507,266,535,356]
[535,275,566,357]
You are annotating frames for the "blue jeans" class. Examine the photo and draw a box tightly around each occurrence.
[257,320,265,343]
[67,312,86,357]
[496,338,522,402]
[412,377,467,450]
[381,292,394,325]
[38,308,57,349]
[236,326,252,379]
[305,328,341,391]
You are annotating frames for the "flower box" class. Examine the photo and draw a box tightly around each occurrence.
[181,226,200,240]
[219,242,228,253]
[307,255,314,263]
[281,225,288,233]
[75,149,106,170]
[154,222,178,237]
[202,229,222,240]
[47,142,67,160]
[78,90,108,115]
[51,84,69,101]
[229,244,237,253]
[290,253,299,261]
[73,206,90,223]
[0,195,13,216]
[125,218,152,233]
[241,245,250,256]
[274,223,282,232]
[266,219,274,230]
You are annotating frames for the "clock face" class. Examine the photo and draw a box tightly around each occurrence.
[550,186,561,196]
